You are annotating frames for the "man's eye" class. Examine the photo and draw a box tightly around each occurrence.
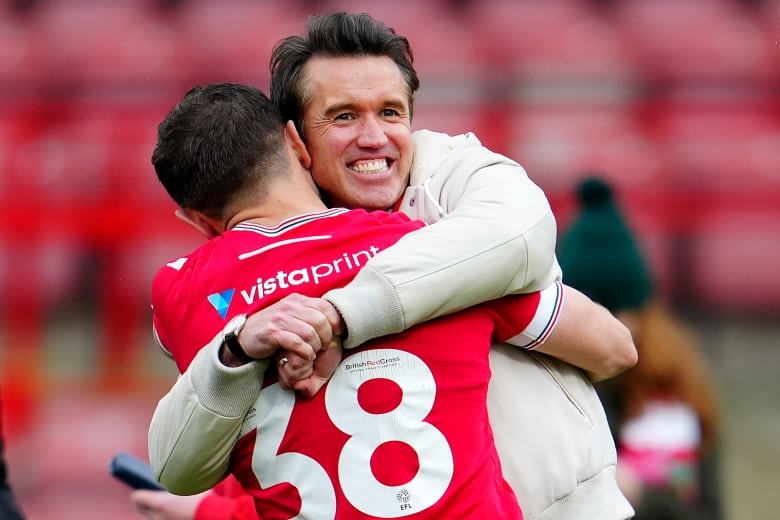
[335,113,354,121]
[381,109,400,117]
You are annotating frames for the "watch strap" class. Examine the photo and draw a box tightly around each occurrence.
[224,330,253,363]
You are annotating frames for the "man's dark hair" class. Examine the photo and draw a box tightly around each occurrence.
[151,83,288,221]
[270,11,420,139]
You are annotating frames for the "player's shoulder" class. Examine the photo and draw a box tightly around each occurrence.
[153,243,206,281]
[151,240,225,298]
[334,208,416,230]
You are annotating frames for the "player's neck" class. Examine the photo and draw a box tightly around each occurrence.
[226,190,327,229]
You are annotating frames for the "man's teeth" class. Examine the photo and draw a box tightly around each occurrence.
[351,159,388,174]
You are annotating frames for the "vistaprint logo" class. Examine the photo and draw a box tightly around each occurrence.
[207,289,235,319]
[207,245,382,319]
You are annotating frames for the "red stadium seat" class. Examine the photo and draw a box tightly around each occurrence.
[411,97,508,151]
[1,97,201,375]
[758,0,780,40]
[2,100,114,207]
[175,0,307,87]
[508,102,668,196]
[610,0,778,86]
[689,208,780,314]
[0,102,91,376]
[462,0,636,86]
[28,1,191,91]
[651,100,780,198]
[78,101,177,206]
[316,0,487,86]
[0,11,45,91]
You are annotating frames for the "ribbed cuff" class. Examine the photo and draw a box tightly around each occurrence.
[189,337,269,417]
[323,266,405,349]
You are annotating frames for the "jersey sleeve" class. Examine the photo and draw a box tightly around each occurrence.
[324,131,562,349]
[150,255,194,369]
[488,281,564,350]
[195,479,260,520]
[151,252,220,373]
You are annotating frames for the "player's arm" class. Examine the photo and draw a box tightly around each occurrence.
[324,130,560,349]
[494,282,638,381]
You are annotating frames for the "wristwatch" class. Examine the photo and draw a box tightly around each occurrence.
[222,314,253,363]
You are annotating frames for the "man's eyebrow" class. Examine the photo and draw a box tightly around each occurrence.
[323,97,408,117]
[382,98,408,111]
[322,101,355,117]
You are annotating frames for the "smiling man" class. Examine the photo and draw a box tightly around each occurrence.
[299,55,414,211]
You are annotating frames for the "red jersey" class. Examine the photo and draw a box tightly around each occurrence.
[152,208,562,519]
[152,208,423,372]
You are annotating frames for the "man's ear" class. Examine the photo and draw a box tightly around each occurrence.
[175,208,221,239]
[285,120,311,169]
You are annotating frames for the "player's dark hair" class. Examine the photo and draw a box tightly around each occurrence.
[152,83,288,220]
[270,11,420,139]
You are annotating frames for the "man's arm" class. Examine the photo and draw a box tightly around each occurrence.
[505,283,638,381]
[149,293,341,494]
[148,336,265,494]
[325,130,561,349]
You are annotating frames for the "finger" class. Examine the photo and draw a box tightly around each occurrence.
[278,350,311,371]
[281,310,333,353]
[292,375,329,397]
[277,351,314,389]
[279,294,340,345]
[240,296,336,359]
[271,331,317,361]
[278,365,314,390]
[298,297,344,337]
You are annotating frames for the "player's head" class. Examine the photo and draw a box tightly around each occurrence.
[152,83,290,222]
[270,12,418,211]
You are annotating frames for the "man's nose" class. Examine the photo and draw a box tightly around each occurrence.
[356,116,388,148]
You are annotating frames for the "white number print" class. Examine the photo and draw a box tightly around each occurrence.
[326,348,454,517]
[251,384,337,519]
[249,349,454,518]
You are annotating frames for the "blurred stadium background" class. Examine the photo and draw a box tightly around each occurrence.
[0,0,778,518]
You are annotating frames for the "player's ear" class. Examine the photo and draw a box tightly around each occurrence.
[175,208,221,239]
[285,120,311,169]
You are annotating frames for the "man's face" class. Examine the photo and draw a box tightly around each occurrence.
[301,56,413,210]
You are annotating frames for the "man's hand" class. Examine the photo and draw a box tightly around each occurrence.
[130,489,205,520]
[238,294,344,363]
[277,337,343,397]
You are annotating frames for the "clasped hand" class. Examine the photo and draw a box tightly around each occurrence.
[238,293,344,397]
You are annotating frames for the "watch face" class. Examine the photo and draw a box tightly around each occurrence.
[226,314,247,334]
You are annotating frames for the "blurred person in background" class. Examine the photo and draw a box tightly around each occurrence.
[0,394,25,520]
[558,176,723,520]
[134,11,635,520]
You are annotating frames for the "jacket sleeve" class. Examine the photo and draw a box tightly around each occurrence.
[148,333,268,495]
[324,131,562,349]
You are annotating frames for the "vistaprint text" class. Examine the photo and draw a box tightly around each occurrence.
[239,245,382,304]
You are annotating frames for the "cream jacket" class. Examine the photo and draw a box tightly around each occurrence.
[148,130,633,520]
